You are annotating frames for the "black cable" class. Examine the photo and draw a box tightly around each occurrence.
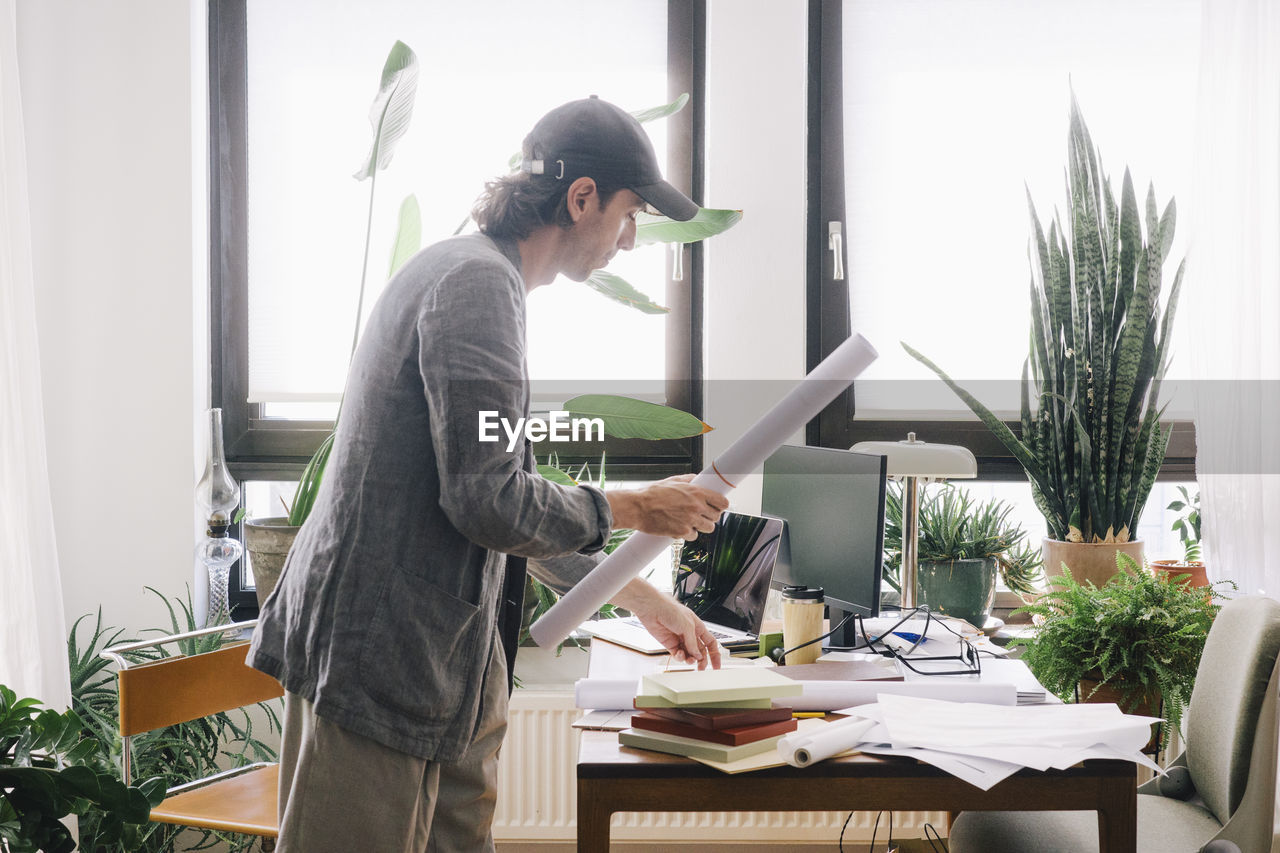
[839,810,855,852]
[866,811,882,852]
[773,610,860,664]
[923,821,949,852]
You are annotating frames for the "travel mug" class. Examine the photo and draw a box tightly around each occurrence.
[781,585,825,666]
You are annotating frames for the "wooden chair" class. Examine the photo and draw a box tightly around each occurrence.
[101,620,283,850]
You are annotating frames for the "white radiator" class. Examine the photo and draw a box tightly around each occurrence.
[494,690,947,844]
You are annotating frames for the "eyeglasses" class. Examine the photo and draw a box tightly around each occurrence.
[856,607,983,677]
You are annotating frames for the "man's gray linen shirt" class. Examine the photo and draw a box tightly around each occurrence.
[248,233,611,762]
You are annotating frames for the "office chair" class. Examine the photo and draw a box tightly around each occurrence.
[102,620,283,850]
[949,595,1280,853]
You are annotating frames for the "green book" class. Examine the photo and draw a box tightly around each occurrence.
[642,668,803,706]
[619,727,785,763]
[634,692,774,710]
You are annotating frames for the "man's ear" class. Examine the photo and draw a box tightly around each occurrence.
[565,177,598,222]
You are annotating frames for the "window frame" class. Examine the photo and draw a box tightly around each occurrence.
[804,0,1196,481]
[208,0,707,615]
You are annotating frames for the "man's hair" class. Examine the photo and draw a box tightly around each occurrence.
[472,172,622,241]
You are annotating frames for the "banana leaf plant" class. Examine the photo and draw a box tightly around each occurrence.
[905,94,1183,544]
[284,41,421,527]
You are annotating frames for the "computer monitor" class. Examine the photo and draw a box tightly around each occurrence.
[761,444,887,649]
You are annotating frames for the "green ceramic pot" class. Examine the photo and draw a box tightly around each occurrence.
[915,557,997,628]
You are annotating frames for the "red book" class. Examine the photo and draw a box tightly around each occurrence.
[639,705,793,731]
[630,712,797,746]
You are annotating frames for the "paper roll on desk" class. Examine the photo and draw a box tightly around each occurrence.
[573,676,1017,711]
[777,680,1016,711]
[530,333,879,649]
[778,717,876,768]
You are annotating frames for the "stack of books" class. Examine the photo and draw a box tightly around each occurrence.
[619,668,804,762]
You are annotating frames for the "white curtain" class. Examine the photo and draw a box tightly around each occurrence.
[1189,0,1280,598]
[0,0,70,711]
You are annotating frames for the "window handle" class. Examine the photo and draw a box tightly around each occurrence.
[828,221,845,281]
[671,243,684,282]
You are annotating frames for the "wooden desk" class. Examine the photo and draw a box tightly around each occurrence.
[577,731,1137,852]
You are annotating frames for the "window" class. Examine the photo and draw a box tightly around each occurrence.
[210,0,706,613]
[808,0,1196,482]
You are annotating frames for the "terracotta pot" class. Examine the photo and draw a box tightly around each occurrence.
[1079,673,1162,754]
[1149,560,1210,589]
[1042,538,1145,589]
[243,516,300,609]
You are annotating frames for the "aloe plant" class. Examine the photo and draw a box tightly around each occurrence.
[905,94,1183,544]
[882,483,1043,596]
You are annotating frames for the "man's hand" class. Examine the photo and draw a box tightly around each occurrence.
[611,578,722,669]
[605,475,729,541]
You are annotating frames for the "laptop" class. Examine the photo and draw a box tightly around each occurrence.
[579,512,785,654]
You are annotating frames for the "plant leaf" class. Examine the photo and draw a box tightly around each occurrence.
[630,92,690,124]
[564,394,711,440]
[636,208,743,246]
[386,194,422,277]
[583,270,668,314]
[353,41,420,180]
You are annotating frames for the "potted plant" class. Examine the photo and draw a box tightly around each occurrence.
[904,94,1184,589]
[1150,486,1209,588]
[882,483,1043,627]
[1013,554,1226,750]
[0,685,164,853]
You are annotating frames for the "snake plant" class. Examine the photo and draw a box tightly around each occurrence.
[906,94,1183,544]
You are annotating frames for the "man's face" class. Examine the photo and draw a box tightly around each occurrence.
[560,187,646,282]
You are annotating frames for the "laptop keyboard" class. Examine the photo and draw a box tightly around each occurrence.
[622,617,740,642]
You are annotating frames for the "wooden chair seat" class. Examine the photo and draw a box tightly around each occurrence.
[150,763,279,837]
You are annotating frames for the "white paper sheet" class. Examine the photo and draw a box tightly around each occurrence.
[805,695,1165,790]
[529,333,879,648]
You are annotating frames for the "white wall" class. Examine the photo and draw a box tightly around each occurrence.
[17,1,206,636]
[13,1,808,636]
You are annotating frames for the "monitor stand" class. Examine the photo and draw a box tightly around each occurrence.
[825,604,870,651]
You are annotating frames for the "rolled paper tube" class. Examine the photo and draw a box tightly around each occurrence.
[778,717,877,767]
[775,680,1017,711]
[574,678,641,710]
[529,333,879,648]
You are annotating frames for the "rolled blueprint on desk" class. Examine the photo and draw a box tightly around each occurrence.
[778,717,876,767]
[530,333,879,649]
[777,679,1017,711]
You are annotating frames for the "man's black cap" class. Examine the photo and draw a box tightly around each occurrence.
[521,95,699,222]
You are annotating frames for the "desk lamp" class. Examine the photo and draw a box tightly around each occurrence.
[850,433,977,611]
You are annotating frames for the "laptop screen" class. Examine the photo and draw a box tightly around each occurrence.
[672,512,784,634]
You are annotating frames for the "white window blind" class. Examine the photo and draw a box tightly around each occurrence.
[842,0,1200,419]
[244,0,670,406]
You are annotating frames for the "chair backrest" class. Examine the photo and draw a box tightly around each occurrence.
[117,641,284,736]
[1185,595,1280,825]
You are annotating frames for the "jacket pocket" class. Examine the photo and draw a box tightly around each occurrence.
[358,564,483,721]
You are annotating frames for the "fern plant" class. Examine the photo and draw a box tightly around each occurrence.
[1013,554,1228,748]
[905,93,1183,545]
[68,589,282,852]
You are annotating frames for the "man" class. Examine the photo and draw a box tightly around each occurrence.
[248,95,730,852]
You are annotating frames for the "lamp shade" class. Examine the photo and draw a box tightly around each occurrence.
[850,433,976,482]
